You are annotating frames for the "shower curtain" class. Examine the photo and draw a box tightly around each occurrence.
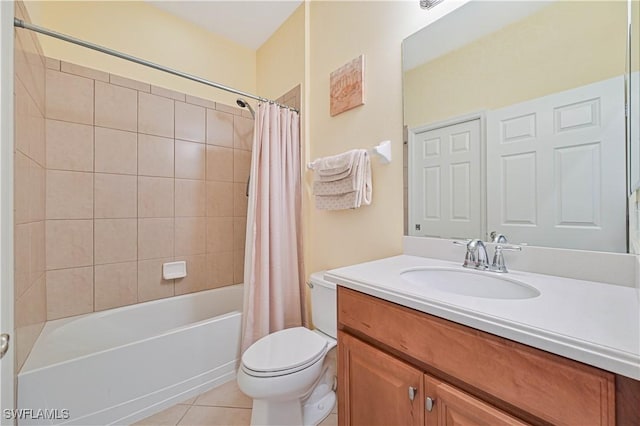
[241,102,303,352]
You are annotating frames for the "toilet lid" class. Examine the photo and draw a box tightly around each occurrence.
[242,327,328,374]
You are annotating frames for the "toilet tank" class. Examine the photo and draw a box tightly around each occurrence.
[309,271,337,339]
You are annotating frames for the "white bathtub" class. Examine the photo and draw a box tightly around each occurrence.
[18,285,244,425]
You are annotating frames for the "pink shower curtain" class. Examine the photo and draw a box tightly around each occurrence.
[241,102,303,352]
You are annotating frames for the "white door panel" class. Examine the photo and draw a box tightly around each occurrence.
[409,119,482,240]
[487,76,626,252]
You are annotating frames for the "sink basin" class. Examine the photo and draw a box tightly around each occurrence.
[400,267,540,300]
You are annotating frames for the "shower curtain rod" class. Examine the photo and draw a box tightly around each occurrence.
[13,18,299,113]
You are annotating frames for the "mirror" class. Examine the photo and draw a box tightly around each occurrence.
[402,0,637,253]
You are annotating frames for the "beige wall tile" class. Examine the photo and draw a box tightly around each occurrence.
[207,251,234,289]
[177,406,251,426]
[95,127,137,175]
[46,170,93,219]
[94,262,137,311]
[15,78,45,166]
[206,146,234,182]
[95,219,137,265]
[174,255,207,296]
[46,220,93,270]
[45,57,60,71]
[138,218,174,260]
[46,119,94,172]
[95,173,137,218]
[46,69,93,125]
[215,103,243,116]
[138,258,174,302]
[14,26,45,116]
[151,85,186,102]
[14,224,31,299]
[46,267,94,320]
[15,323,45,373]
[241,109,253,119]
[175,140,205,180]
[233,217,247,252]
[28,161,46,222]
[14,152,30,225]
[139,92,174,138]
[175,179,205,217]
[233,182,248,217]
[175,102,205,143]
[206,181,234,217]
[234,250,244,284]
[138,176,174,218]
[110,74,150,93]
[186,94,215,109]
[175,217,206,256]
[233,116,254,151]
[138,134,174,178]
[61,61,109,82]
[207,217,233,254]
[95,81,138,132]
[15,275,46,327]
[30,220,46,286]
[233,150,251,184]
[206,110,233,147]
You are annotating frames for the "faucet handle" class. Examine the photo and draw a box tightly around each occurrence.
[490,244,521,273]
[452,240,474,268]
[489,231,508,243]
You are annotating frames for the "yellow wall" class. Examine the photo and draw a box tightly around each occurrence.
[23,1,256,106]
[404,1,627,127]
[257,3,305,100]
[306,1,433,273]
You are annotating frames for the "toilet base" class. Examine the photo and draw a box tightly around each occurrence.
[249,390,335,426]
[303,389,335,426]
[251,399,303,426]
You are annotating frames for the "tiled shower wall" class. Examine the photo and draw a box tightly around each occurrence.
[43,58,253,321]
[14,1,47,371]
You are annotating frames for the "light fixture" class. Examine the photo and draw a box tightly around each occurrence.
[420,0,444,10]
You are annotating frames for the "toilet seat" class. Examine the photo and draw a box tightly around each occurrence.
[241,327,329,378]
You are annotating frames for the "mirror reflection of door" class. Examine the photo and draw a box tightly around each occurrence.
[486,76,626,252]
[409,119,482,240]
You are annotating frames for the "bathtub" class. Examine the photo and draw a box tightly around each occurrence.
[17,285,244,425]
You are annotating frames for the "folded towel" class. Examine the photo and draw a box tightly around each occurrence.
[309,149,359,182]
[313,175,358,195]
[315,191,360,210]
[311,149,372,210]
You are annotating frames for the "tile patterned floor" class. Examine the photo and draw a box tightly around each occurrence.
[134,380,338,426]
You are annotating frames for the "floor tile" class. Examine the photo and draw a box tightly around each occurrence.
[319,413,338,426]
[178,406,251,426]
[133,404,189,426]
[194,381,252,409]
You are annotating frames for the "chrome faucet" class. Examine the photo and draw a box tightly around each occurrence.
[453,239,490,270]
[454,235,521,273]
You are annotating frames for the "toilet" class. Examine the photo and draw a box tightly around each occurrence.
[237,272,337,426]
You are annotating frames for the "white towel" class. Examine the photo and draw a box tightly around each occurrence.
[309,149,359,182]
[311,149,371,210]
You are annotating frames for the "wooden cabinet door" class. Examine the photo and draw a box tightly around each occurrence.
[338,331,424,426]
[425,374,529,426]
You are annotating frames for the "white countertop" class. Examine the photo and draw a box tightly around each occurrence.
[325,255,640,380]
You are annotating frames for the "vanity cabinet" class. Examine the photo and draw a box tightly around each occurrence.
[337,286,631,426]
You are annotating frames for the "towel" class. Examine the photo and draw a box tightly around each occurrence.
[311,149,372,210]
[309,149,359,182]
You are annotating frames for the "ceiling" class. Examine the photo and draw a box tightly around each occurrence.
[147,0,303,50]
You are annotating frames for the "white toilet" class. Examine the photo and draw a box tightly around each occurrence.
[237,272,337,426]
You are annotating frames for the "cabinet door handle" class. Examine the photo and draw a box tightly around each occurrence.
[408,386,417,401]
[426,396,435,412]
